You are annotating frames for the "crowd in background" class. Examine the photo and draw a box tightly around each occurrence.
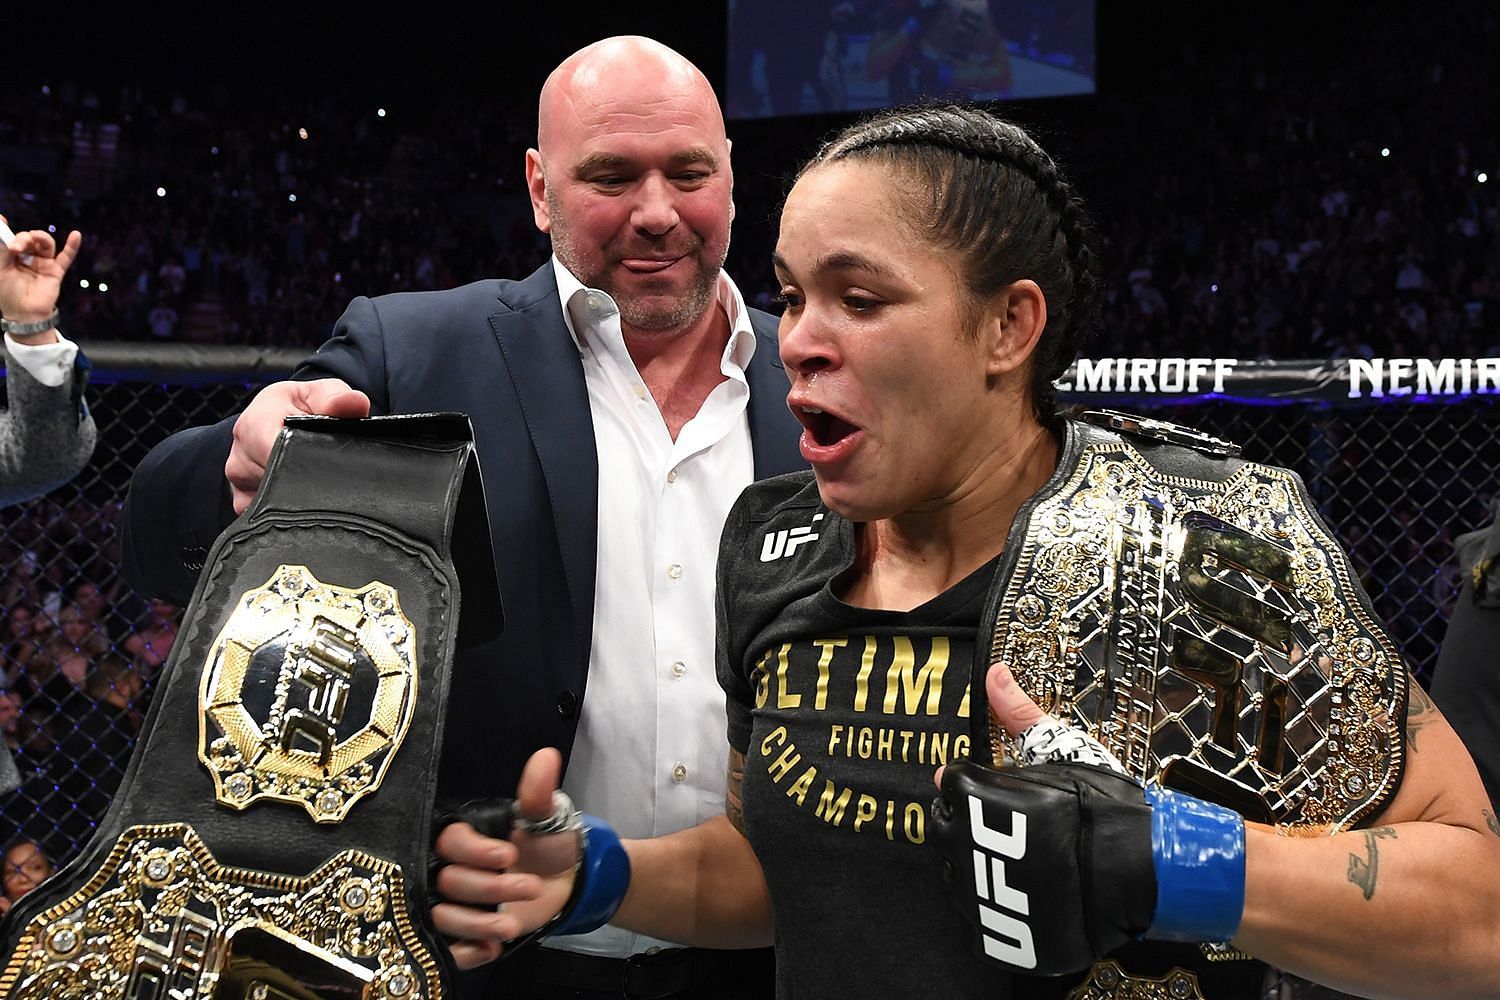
[0,7,1494,359]
[0,3,1497,896]
[0,492,172,867]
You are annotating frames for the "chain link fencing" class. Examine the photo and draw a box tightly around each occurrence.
[1,349,1495,891]
[1,344,299,870]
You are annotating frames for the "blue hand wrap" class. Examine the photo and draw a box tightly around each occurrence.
[1143,784,1246,943]
[554,814,631,937]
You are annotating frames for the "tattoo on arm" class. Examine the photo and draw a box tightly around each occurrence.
[726,748,747,835]
[1346,826,1398,900]
[1405,675,1439,753]
[1484,809,1500,838]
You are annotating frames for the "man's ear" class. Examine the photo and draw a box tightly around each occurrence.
[525,149,551,234]
[726,139,736,225]
[981,279,1048,378]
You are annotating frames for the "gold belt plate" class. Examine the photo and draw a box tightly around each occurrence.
[989,441,1405,831]
[0,824,440,999]
[199,565,420,823]
[1067,960,1205,1000]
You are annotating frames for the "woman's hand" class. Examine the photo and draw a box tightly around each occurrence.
[431,748,582,969]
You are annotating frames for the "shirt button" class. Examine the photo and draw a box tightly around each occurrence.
[634,384,648,400]
[666,469,679,484]
[555,691,578,717]
[667,563,683,580]
[670,661,686,678]
[585,294,601,311]
[671,763,688,783]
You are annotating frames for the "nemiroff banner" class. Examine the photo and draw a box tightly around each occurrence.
[1055,358,1500,405]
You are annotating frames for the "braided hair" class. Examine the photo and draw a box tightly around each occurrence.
[797,106,1100,417]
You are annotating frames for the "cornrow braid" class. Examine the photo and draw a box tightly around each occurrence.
[799,105,1100,417]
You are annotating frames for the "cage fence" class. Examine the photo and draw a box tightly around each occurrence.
[1,351,1495,902]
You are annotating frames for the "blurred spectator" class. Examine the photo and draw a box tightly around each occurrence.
[1,606,42,690]
[146,297,179,340]
[1432,498,1500,810]
[0,836,53,917]
[54,655,145,845]
[0,689,19,753]
[0,712,74,862]
[23,602,109,705]
[123,598,179,677]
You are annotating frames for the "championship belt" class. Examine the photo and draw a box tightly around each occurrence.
[0,414,501,1000]
[977,412,1408,996]
[980,411,1406,828]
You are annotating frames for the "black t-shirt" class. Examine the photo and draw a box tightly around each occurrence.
[718,472,1007,998]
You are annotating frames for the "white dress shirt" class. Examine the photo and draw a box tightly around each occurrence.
[550,257,757,957]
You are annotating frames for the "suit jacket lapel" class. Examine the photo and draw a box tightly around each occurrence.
[489,267,599,657]
[745,309,805,479]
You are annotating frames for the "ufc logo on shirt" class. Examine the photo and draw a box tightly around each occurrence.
[760,513,825,562]
[968,796,1037,969]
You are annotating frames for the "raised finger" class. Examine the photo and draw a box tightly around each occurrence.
[516,748,563,822]
[54,231,82,272]
[985,662,1048,735]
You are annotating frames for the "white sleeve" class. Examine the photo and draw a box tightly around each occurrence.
[4,332,79,388]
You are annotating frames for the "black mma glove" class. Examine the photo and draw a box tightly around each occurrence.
[930,760,1245,977]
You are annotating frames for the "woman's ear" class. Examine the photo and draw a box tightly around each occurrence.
[981,279,1048,377]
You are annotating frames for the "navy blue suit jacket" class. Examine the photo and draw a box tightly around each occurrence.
[121,264,806,800]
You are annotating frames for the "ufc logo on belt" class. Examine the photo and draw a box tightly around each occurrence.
[967,796,1036,969]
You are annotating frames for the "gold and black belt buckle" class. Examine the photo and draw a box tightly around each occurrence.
[0,414,500,999]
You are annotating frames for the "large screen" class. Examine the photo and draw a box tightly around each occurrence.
[727,0,1096,119]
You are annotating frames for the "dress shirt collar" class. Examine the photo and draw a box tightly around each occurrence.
[549,255,757,379]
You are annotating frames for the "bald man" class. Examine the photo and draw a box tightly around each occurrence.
[121,36,801,999]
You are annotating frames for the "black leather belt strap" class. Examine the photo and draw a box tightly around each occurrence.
[1,413,500,1000]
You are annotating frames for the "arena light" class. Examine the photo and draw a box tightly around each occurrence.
[47,225,56,234]
[98,282,109,292]
[156,187,166,197]
[79,279,90,289]
[41,85,50,95]
[211,146,219,155]
[288,193,298,203]
[1211,283,1219,293]
[1381,147,1391,158]
[1479,172,1489,184]
[377,108,387,118]
[298,127,309,140]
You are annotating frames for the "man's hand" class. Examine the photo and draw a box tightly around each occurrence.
[0,215,81,340]
[226,378,371,513]
[431,749,580,969]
